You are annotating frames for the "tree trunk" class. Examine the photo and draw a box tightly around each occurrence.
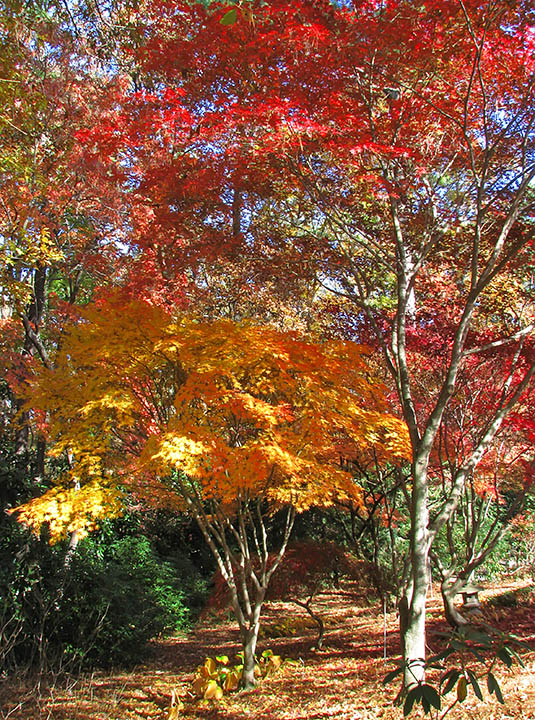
[241,626,259,689]
[187,497,294,690]
[292,598,324,649]
[441,579,469,629]
[402,586,427,689]
[15,266,48,454]
[402,461,430,689]
[226,578,265,690]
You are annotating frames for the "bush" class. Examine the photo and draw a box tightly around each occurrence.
[0,426,210,673]
[54,534,197,668]
[0,429,210,673]
[0,520,208,672]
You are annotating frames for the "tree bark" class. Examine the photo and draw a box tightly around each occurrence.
[241,626,259,689]
[402,459,430,689]
[292,598,324,649]
[440,579,469,629]
[15,266,49,455]
[402,583,427,689]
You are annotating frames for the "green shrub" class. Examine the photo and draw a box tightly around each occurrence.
[54,534,197,668]
[0,426,210,672]
[0,519,208,671]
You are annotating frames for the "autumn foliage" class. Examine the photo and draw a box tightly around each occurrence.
[13,296,409,541]
[3,0,535,704]
[9,293,411,687]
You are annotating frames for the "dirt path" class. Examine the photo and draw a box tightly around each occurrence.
[2,580,534,720]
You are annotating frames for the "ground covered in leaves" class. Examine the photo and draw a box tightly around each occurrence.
[2,577,535,720]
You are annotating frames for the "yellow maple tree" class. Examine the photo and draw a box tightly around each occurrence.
[12,296,410,686]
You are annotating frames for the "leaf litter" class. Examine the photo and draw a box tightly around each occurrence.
[1,578,535,720]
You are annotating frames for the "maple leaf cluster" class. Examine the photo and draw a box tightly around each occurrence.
[12,297,409,541]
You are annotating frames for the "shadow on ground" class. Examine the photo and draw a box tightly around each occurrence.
[2,579,535,720]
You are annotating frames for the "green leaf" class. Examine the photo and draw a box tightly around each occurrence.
[403,686,421,716]
[441,669,460,695]
[497,647,513,668]
[487,673,505,704]
[421,696,431,715]
[421,684,441,710]
[216,654,229,665]
[507,645,526,667]
[383,665,404,685]
[463,629,493,645]
[426,659,446,670]
[428,648,455,664]
[466,646,485,663]
[220,8,238,25]
[466,670,483,700]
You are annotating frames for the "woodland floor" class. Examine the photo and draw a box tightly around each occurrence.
[2,576,535,720]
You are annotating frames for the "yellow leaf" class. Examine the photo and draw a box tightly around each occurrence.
[192,676,208,697]
[267,654,282,671]
[203,657,218,677]
[223,670,240,692]
[203,680,224,700]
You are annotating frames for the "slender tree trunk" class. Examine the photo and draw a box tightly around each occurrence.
[15,266,48,454]
[241,626,259,689]
[292,598,324,649]
[402,461,430,689]
[440,579,469,629]
[237,590,265,689]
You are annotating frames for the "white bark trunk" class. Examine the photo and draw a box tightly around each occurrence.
[241,626,259,689]
[402,459,430,689]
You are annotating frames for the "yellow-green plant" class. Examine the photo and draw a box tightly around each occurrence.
[192,649,295,699]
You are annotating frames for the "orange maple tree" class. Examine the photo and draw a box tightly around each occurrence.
[13,296,409,686]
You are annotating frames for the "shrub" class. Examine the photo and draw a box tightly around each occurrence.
[191,649,298,699]
[0,521,208,671]
[55,534,196,668]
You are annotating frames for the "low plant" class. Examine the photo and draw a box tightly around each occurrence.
[192,649,299,699]
[384,624,528,717]
[258,616,310,639]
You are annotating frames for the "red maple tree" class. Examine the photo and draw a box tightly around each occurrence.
[47,0,535,695]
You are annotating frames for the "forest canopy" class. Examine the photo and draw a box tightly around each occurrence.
[1,0,534,706]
